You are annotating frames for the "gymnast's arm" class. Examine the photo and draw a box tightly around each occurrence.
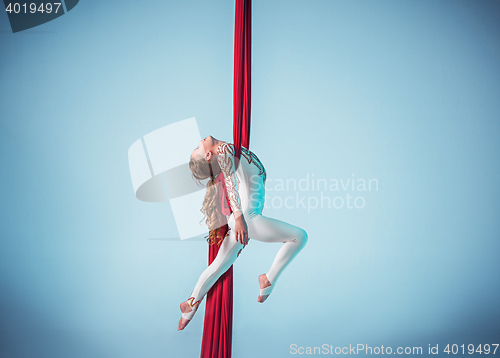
[216,143,248,245]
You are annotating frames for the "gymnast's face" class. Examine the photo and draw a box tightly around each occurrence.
[191,135,216,161]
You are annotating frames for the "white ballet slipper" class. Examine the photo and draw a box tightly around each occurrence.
[181,297,200,321]
[259,283,274,297]
[181,310,196,321]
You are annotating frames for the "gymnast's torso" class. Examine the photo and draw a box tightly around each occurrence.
[216,143,266,217]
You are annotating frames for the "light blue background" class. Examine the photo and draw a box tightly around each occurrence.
[0,1,499,357]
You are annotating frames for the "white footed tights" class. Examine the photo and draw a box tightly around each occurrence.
[186,212,308,310]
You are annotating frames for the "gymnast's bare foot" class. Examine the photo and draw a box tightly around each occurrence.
[178,301,192,331]
[258,274,272,303]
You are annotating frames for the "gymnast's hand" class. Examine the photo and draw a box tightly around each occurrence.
[234,212,248,246]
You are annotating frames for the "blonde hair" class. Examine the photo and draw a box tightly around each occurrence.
[188,155,227,245]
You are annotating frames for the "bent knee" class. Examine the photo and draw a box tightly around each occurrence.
[295,228,308,247]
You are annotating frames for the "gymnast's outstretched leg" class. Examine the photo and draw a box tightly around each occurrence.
[178,228,244,330]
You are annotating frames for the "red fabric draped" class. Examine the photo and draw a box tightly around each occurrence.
[200,177,233,358]
[200,1,251,357]
[233,0,252,162]
[200,225,233,358]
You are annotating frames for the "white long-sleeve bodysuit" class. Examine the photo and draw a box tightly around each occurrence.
[185,143,307,312]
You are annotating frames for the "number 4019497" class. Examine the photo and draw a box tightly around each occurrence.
[5,3,62,14]
[444,344,499,355]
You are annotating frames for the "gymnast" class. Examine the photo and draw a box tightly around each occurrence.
[178,136,307,330]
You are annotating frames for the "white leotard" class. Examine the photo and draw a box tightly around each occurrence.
[216,142,266,216]
[184,143,307,315]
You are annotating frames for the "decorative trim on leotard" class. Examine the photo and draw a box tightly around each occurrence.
[216,143,243,213]
[186,296,201,310]
[239,146,267,182]
[216,143,267,215]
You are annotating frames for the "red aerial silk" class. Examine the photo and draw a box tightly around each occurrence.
[200,0,251,357]
[200,224,233,358]
[233,0,252,163]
